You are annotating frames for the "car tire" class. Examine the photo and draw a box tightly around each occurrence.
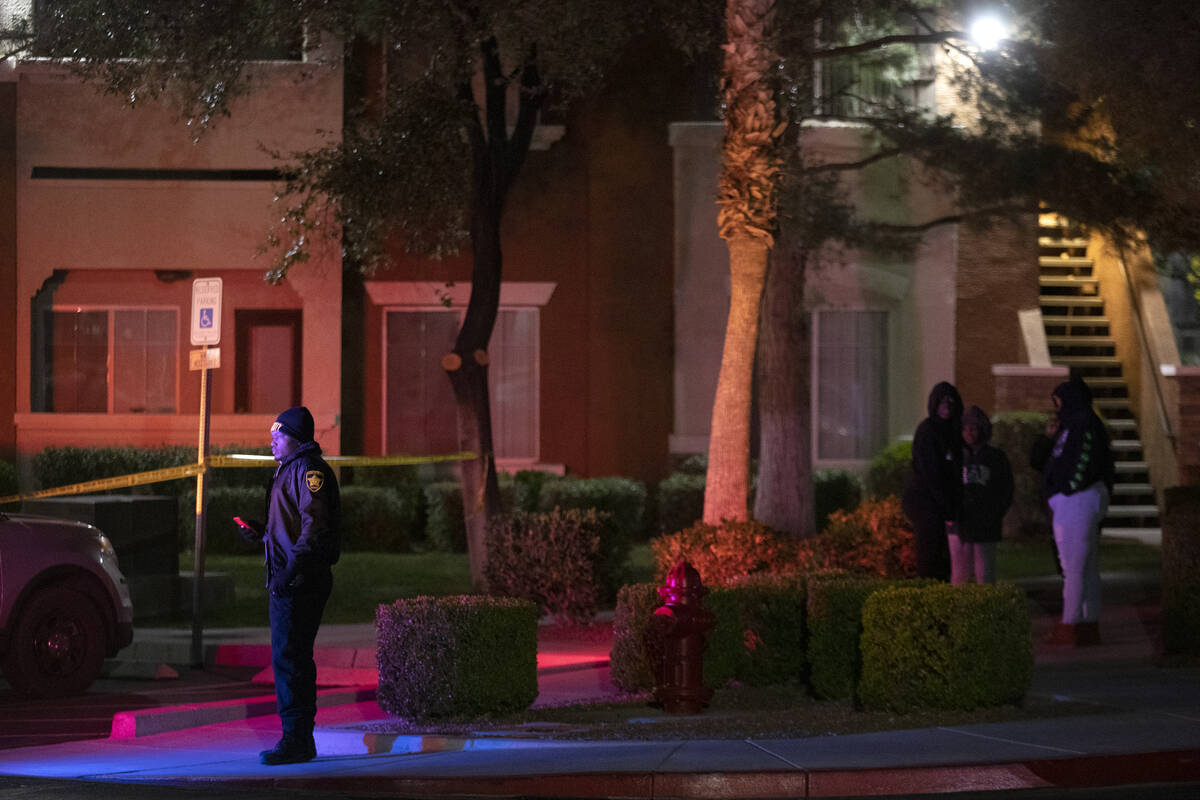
[1,584,107,698]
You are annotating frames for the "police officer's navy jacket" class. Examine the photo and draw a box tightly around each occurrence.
[266,440,341,591]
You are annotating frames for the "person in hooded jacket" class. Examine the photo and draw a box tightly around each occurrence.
[236,405,341,764]
[903,382,963,581]
[1030,379,1114,646]
[953,405,1014,585]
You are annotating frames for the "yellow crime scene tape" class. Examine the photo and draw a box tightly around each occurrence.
[0,451,478,506]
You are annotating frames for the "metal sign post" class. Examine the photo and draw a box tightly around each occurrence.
[189,278,222,669]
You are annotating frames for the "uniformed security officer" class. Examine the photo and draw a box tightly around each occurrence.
[236,405,340,765]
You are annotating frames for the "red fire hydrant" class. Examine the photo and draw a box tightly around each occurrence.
[651,560,716,714]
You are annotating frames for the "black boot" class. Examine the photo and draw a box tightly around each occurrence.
[259,734,317,765]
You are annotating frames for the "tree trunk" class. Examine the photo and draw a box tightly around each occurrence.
[753,245,813,538]
[703,235,769,523]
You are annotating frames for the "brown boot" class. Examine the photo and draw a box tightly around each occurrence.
[1042,623,1077,646]
[1075,621,1102,646]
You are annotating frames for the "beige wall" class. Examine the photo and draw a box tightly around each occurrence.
[10,56,344,469]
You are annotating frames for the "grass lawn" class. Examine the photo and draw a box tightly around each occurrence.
[176,534,1159,628]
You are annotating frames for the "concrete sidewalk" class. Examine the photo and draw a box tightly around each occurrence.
[0,571,1198,798]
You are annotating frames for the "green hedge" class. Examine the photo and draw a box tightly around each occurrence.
[375,595,538,719]
[814,469,863,531]
[341,486,420,553]
[705,573,807,688]
[656,472,705,536]
[1162,486,1200,655]
[424,481,467,552]
[859,583,1032,712]
[0,459,17,508]
[538,477,644,600]
[179,486,265,555]
[485,508,606,625]
[991,412,1051,538]
[610,582,662,693]
[865,440,912,500]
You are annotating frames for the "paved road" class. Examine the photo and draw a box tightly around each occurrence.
[0,665,266,750]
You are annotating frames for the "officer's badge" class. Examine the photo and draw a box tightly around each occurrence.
[305,470,325,492]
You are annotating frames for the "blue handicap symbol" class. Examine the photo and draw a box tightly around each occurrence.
[199,308,214,329]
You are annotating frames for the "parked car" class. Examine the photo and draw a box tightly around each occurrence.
[0,512,134,697]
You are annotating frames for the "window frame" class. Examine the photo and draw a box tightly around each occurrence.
[38,304,180,414]
[810,307,890,467]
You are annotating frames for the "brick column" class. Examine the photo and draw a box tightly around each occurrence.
[1170,369,1200,486]
[992,365,1068,414]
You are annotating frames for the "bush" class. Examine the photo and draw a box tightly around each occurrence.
[485,508,607,625]
[341,486,420,553]
[1162,486,1200,655]
[180,486,265,555]
[651,519,794,587]
[673,454,708,475]
[512,469,553,513]
[858,583,1033,712]
[814,469,862,532]
[865,440,912,500]
[656,472,706,536]
[425,481,466,552]
[705,573,807,688]
[609,582,662,693]
[343,465,427,545]
[538,477,645,599]
[35,445,195,496]
[0,459,18,503]
[805,574,935,701]
[991,411,1051,539]
[376,595,538,719]
[796,496,916,578]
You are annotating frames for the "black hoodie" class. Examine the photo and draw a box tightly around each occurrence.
[1031,380,1115,498]
[960,405,1014,543]
[904,382,964,525]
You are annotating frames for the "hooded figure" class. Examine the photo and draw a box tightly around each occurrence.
[902,382,963,581]
[1031,379,1113,646]
[953,405,1014,584]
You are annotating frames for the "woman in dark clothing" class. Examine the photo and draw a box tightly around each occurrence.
[953,405,1014,584]
[903,382,963,581]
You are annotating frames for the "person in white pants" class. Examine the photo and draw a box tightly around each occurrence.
[1031,379,1114,647]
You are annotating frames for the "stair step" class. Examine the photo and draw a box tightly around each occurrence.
[1043,315,1110,328]
[1112,483,1154,495]
[1039,256,1094,269]
[1040,296,1104,308]
[1038,237,1089,250]
[1111,440,1143,452]
[1101,527,1161,544]
[1094,398,1130,409]
[1081,376,1125,388]
[1115,461,1148,472]
[1051,355,1121,367]
[1040,276,1099,289]
[1046,335,1115,346]
[1104,504,1159,517]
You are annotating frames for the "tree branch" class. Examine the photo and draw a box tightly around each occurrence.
[803,148,903,173]
[872,204,1035,234]
[814,31,961,60]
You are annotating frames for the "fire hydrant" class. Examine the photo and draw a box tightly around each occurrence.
[651,560,716,714]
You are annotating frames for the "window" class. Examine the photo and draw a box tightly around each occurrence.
[235,310,302,413]
[384,308,540,460]
[35,307,178,413]
[814,310,888,460]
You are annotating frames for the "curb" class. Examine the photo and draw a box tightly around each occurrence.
[158,748,1200,799]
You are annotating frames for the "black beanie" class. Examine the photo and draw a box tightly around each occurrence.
[273,406,314,442]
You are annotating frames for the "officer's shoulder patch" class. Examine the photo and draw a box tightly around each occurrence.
[305,470,325,493]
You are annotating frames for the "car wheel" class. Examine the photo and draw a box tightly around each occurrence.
[1,584,107,698]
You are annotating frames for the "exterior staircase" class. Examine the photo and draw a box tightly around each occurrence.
[1037,213,1160,537]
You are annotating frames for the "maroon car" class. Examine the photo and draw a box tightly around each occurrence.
[0,512,134,697]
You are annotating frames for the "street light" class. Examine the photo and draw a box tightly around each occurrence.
[968,13,1010,51]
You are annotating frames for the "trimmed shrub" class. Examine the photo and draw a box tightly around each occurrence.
[805,574,935,701]
[858,583,1033,712]
[35,445,194,496]
[651,519,794,587]
[512,469,553,513]
[656,471,706,536]
[796,496,916,578]
[1162,486,1200,655]
[610,582,662,692]
[425,481,466,552]
[485,508,606,625]
[814,469,862,532]
[344,465,427,546]
[180,486,265,555]
[376,595,538,719]
[0,459,18,505]
[991,411,1051,539]
[673,454,708,475]
[865,440,912,500]
[538,477,645,599]
[705,573,807,688]
[341,486,420,552]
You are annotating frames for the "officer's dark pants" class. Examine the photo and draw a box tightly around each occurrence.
[269,568,332,740]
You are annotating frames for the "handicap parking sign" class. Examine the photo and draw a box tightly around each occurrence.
[191,278,223,345]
